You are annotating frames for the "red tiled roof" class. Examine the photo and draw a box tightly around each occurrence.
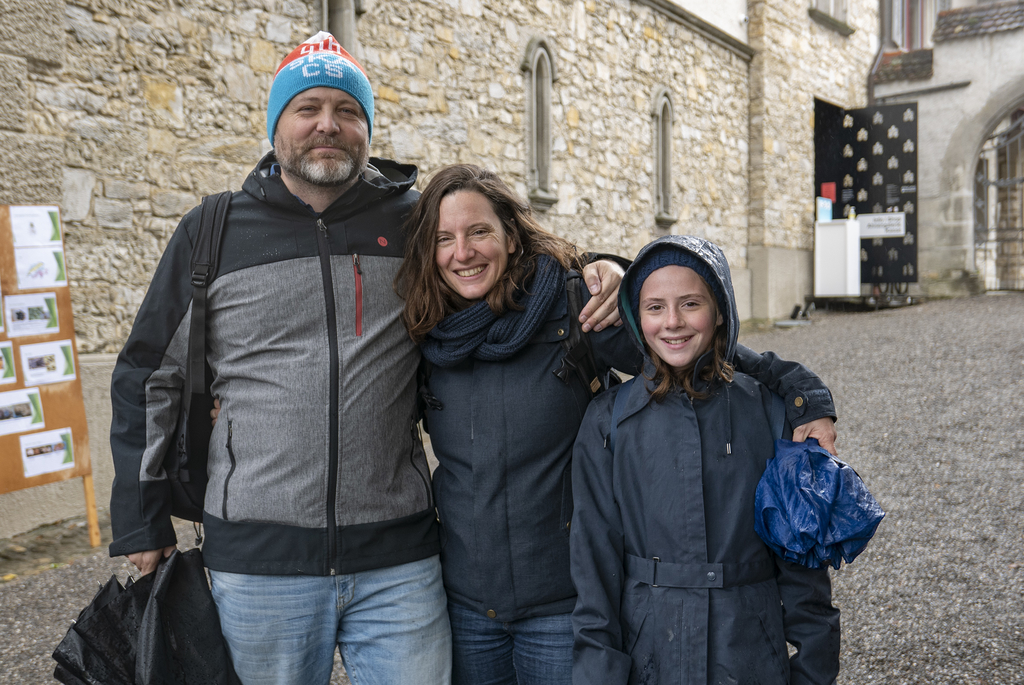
[933,1,1024,42]
[872,49,933,84]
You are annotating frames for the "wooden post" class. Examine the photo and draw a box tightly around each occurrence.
[82,474,100,548]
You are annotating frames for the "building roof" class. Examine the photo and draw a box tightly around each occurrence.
[933,1,1024,42]
[872,49,933,84]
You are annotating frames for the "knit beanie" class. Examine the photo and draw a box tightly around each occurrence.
[627,246,727,320]
[266,31,374,144]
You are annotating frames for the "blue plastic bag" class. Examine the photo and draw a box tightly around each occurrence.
[754,438,885,570]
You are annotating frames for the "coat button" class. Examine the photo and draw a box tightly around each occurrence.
[565,521,571,530]
[707,571,717,582]
[794,397,804,407]
[557,328,565,336]
[486,609,497,619]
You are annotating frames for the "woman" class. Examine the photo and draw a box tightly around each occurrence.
[394,164,840,685]
[570,235,840,684]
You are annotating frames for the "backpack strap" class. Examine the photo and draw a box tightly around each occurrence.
[554,271,603,397]
[182,191,231,416]
[608,377,635,453]
[769,391,786,442]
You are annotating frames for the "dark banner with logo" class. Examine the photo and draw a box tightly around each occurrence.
[815,100,918,284]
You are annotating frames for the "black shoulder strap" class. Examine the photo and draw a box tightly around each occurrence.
[555,271,603,397]
[608,377,635,453]
[183,191,231,411]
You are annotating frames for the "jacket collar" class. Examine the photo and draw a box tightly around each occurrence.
[243,151,418,219]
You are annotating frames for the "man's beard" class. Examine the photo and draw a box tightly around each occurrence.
[277,135,368,188]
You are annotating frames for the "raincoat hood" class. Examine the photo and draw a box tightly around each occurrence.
[619,235,739,366]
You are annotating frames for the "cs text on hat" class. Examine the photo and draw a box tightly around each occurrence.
[266,31,375,144]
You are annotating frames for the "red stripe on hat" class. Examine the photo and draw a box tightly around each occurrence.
[274,32,368,78]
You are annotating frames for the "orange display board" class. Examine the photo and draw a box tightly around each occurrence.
[0,205,99,546]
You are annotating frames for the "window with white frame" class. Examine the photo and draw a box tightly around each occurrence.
[653,88,677,229]
[522,38,557,211]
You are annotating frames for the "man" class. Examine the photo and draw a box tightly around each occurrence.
[110,31,838,685]
[108,32,626,685]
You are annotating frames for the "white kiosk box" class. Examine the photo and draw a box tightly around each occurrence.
[813,219,861,297]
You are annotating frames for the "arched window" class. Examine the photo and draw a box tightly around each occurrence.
[522,38,558,211]
[653,88,677,229]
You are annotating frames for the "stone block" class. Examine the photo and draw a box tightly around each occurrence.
[265,14,292,44]
[151,189,197,218]
[65,5,117,47]
[210,29,233,57]
[35,83,107,115]
[223,63,260,105]
[0,0,65,66]
[63,168,96,221]
[0,54,28,132]
[104,180,149,201]
[94,197,133,229]
[0,132,64,205]
[249,39,279,73]
[68,117,147,174]
[747,245,813,320]
[143,76,184,128]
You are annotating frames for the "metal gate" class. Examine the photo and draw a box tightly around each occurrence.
[974,108,1024,291]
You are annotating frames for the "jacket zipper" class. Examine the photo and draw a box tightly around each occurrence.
[352,254,363,337]
[223,420,236,521]
[316,218,341,575]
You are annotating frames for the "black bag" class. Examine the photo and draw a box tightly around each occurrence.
[53,549,240,685]
[165,192,232,522]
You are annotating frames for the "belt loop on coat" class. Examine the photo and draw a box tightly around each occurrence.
[624,553,775,589]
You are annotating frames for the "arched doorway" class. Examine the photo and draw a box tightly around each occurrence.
[974,105,1024,290]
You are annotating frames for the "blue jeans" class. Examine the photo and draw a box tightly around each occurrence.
[209,556,451,685]
[448,600,572,685]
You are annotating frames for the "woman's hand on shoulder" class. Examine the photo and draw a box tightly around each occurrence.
[580,260,625,332]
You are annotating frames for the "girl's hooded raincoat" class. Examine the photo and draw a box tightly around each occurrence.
[569,235,841,685]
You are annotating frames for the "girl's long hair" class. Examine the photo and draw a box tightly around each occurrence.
[395,164,584,343]
[642,274,734,402]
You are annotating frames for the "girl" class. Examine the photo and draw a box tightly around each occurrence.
[570,235,841,685]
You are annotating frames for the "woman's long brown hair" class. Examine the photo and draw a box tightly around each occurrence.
[642,273,734,402]
[395,164,584,343]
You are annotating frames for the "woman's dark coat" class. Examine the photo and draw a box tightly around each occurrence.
[570,236,841,684]
[424,271,641,621]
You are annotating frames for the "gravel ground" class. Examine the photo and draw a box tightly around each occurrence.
[740,293,1024,685]
[1,293,1021,684]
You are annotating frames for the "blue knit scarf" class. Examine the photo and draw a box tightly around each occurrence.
[420,256,564,367]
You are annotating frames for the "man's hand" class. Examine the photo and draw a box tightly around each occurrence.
[579,260,625,332]
[211,397,221,427]
[128,545,176,576]
[792,417,838,456]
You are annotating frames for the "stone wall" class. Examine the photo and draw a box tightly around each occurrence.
[746,0,877,315]
[4,0,756,354]
[24,0,319,353]
[361,0,751,279]
[748,0,877,252]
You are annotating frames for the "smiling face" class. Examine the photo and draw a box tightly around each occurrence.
[435,190,516,303]
[639,265,723,372]
[274,87,369,189]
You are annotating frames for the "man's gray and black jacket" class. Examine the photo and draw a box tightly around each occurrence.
[109,153,437,576]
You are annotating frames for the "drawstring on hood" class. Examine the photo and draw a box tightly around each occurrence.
[620,235,741,458]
